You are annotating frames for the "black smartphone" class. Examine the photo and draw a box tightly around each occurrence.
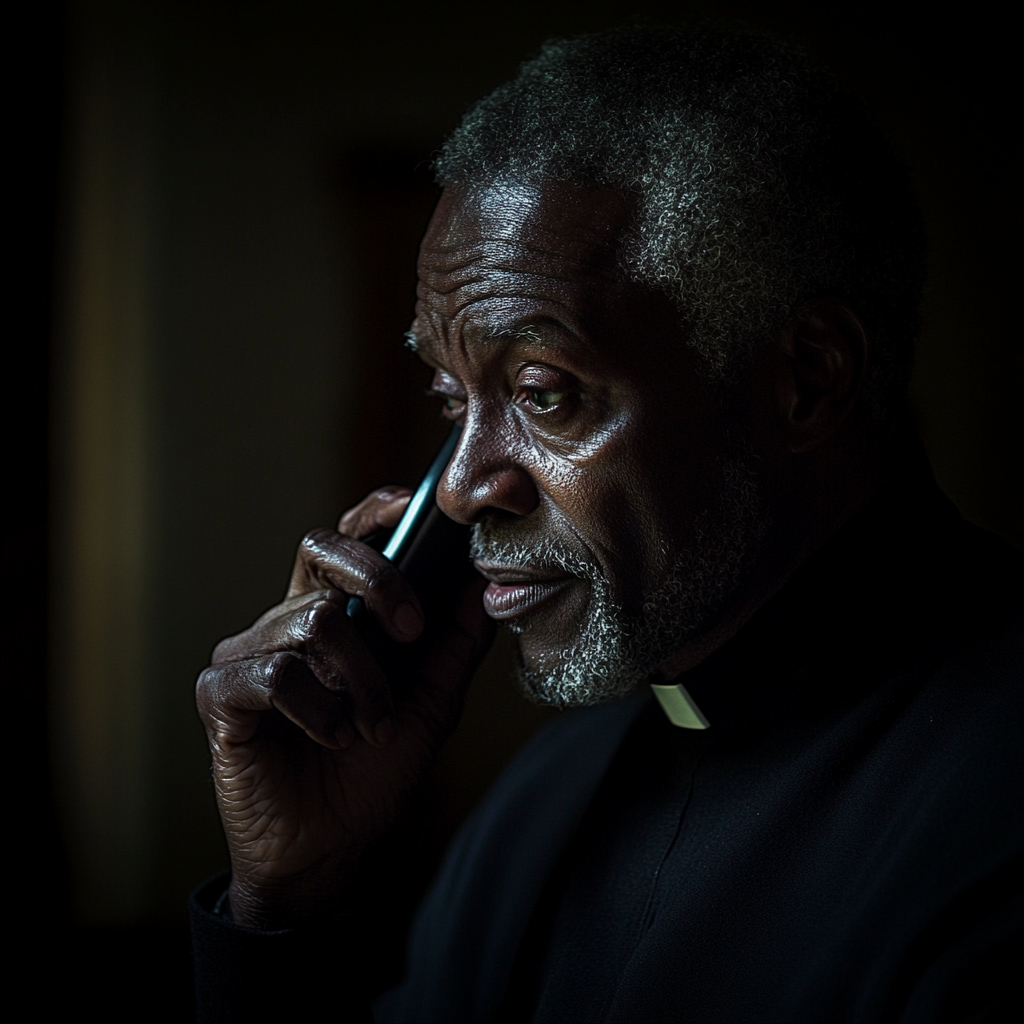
[346,424,471,675]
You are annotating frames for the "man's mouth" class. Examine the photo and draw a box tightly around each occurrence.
[473,561,574,621]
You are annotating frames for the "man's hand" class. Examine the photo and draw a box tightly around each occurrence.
[195,489,493,929]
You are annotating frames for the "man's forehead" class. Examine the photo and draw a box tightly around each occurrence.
[412,181,635,348]
[426,182,546,248]
[419,181,634,271]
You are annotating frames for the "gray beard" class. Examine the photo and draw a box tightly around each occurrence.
[469,449,767,708]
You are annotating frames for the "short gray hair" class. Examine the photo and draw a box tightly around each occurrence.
[435,25,926,418]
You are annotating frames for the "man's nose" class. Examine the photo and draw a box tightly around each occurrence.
[436,418,539,524]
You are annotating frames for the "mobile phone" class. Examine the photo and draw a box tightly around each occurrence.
[346,424,471,674]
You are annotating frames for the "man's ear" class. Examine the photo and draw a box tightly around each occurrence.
[776,299,869,453]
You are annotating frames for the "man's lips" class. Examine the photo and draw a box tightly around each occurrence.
[474,560,573,621]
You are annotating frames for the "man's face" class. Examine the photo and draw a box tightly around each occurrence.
[411,182,769,705]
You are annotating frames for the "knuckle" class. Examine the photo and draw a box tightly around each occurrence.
[195,663,252,724]
[195,664,220,702]
[299,593,345,634]
[362,559,397,597]
[264,650,298,681]
[261,651,308,697]
[299,527,334,559]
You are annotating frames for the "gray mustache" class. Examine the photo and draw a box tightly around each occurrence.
[469,522,603,583]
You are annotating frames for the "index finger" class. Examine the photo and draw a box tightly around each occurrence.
[337,487,413,541]
[287,529,424,642]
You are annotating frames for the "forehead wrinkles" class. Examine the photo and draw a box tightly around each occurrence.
[420,236,621,284]
[414,183,635,351]
[416,240,621,327]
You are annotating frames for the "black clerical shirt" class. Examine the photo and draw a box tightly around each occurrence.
[193,464,1023,1022]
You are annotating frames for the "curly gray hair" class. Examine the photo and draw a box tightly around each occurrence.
[435,25,926,419]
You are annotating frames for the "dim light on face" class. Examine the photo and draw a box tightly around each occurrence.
[411,182,771,704]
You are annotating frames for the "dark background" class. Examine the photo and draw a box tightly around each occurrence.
[14,0,1020,1017]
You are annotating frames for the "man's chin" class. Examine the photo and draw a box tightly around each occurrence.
[513,658,647,708]
[508,624,651,709]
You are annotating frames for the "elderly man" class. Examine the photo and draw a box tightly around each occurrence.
[191,26,1022,1023]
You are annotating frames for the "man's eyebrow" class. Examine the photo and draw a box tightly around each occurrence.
[404,323,544,350]
[483,323,543,343]
[405,319,587,354]
[483,319,595,353]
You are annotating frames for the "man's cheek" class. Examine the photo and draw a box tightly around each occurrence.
[536,406,634,468]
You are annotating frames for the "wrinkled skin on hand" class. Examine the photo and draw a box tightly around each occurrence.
[195,488,494,929]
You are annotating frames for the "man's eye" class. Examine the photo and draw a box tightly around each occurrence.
[518,388,568,412]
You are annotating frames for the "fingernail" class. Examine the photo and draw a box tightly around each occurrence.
[374,717,395,746]
[335,721,355,749]
[392,602,421,639]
